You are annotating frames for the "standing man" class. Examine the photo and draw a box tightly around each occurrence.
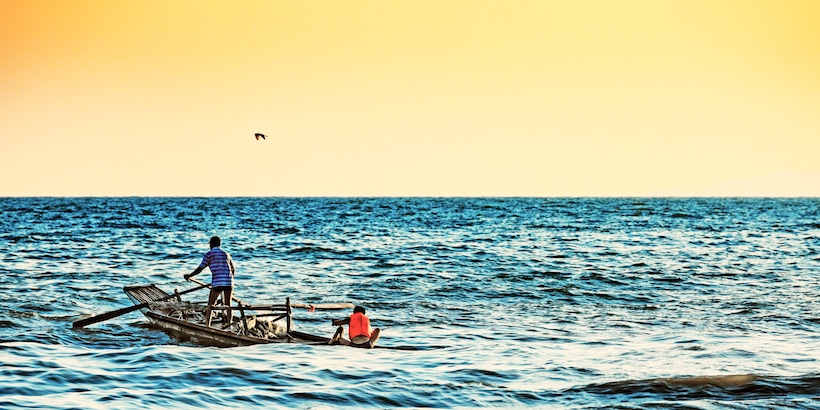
[185,236,235,327]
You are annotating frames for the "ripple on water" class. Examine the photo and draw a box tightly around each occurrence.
[1,198,819,408]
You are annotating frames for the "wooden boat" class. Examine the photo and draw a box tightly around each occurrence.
[123,284,333,347]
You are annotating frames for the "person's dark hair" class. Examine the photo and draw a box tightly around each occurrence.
[209,236,221,248]
[353,306,365,315]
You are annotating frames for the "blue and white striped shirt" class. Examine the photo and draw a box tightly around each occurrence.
[198,247,235,287]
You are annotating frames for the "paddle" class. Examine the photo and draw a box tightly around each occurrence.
[72,282,211,328]
[292,302,354,310]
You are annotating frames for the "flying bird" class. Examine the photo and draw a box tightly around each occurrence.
[254,133,267,140]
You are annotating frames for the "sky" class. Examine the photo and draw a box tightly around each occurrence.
[2,0,819,197]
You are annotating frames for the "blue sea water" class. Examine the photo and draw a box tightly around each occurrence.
[1,197,819,409]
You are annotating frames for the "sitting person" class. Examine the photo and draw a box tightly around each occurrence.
[329,306,381,349]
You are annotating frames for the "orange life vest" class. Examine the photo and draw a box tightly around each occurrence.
[348,312,371,339]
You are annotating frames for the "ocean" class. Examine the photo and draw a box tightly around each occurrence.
[1,197,819,409]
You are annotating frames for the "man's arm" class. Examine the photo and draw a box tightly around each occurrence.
[331,317,351,326]
[185,266,205,280]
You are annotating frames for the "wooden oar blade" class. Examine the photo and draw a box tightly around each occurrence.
[72,302,146,328]
[72,281,211,328]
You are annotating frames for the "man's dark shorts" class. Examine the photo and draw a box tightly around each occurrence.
[212,286,232,293]
[349,340,373,349]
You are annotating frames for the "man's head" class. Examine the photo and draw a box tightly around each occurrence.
[353,306,365,315]
[209,236,221,248]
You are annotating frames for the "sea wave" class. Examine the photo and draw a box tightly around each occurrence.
[1,197,819,408]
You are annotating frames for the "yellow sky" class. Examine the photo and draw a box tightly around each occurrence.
[2,0,819,196]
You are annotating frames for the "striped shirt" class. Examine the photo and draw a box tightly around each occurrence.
[198,247,235,287]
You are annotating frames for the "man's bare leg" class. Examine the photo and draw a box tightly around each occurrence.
[204,289,220,327]
[329,326,344,345]
[369,328,381,348]
[222,288,233,323]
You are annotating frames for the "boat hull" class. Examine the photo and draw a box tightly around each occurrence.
[124,283,327,347]
[144,311,282,347]
[122,283,415,350]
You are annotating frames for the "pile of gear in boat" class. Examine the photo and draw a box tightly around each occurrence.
[147,300,289,339]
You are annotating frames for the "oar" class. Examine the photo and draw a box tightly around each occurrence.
[292,302,354,310]
[72,282,211,328]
